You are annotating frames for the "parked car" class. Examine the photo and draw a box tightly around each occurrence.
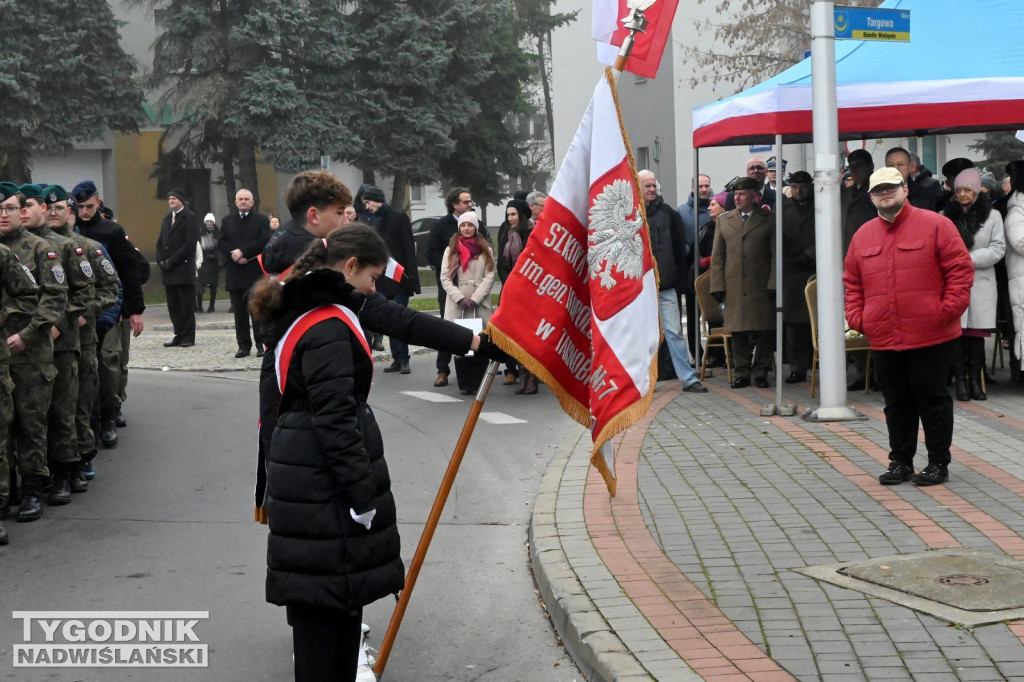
[411,216,440,267]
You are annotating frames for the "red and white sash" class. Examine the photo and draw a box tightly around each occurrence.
[275,304,372,398]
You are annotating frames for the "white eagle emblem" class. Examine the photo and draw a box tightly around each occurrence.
[587,179,644,289]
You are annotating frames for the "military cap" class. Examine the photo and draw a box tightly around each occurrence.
[0,182,21,201]
[43,185,69,203]
[71,180,98,202]
[19,184,45,201]
[788,171,813,184]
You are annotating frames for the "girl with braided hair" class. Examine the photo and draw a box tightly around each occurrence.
[250,224,502,680]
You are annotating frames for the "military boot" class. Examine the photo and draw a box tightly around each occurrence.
[48,465,72,506]
[70,463,89,493]
[100,411,118,448]
[16,476,43,522]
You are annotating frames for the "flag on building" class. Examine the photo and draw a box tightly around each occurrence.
[592,0,680,79]
[487,69,660,496]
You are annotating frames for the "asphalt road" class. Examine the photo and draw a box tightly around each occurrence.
[0,365,583,681]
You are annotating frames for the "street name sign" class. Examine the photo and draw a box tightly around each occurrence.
[834,7,910,42]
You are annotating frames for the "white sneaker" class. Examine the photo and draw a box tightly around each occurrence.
[355,663,376,682]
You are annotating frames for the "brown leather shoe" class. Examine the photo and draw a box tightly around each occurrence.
[433,373,449,387]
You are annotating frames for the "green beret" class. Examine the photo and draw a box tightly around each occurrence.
[0,182,22,201]
[43,185,68,203]
[19,184,44,201]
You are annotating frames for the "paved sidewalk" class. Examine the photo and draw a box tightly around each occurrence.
[532,358,1024,681]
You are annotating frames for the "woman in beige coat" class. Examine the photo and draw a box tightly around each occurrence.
[440,212,496,393]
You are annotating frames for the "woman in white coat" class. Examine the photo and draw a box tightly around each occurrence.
[440,211,496,393]
[943,168,1005,400]
[1005,161,1024,380]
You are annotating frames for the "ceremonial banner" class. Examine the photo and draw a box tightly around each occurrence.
[488,69,660,496]
[592,0,680,79]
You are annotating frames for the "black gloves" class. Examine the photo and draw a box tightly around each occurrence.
[475,332,511,364]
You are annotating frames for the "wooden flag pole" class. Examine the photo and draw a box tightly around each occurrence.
[373,359,501,677]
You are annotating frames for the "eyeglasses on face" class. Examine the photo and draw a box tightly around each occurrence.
[0,206,20,215]
[870,184,904,197]
[747,165,766,171]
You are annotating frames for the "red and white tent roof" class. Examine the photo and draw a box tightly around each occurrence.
[693,0,1024,148]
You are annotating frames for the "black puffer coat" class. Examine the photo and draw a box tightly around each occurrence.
[264,269,403,613]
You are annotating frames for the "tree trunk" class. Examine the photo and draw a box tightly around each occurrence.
[538,32,556,160]
[391,172,408,213]
[361,168,375,186]
[237,140,260,211]
[220,141,237,216]
[1,146,32,185]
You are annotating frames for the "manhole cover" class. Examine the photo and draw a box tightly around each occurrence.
[838,552,1024,611]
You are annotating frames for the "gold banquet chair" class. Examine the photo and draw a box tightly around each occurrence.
[694,272,733,383]
[805,277,871,399]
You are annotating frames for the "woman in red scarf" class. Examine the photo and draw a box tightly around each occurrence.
[440,212,496,393]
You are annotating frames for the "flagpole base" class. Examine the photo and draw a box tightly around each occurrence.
[803,405,867,422]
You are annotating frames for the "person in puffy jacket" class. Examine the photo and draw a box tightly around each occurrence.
[250,224,503,681]
[844,168,973,488]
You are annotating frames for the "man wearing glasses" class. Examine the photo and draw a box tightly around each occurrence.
[844,167,973,488]
[425,188,489,387]
[746,156,775,209]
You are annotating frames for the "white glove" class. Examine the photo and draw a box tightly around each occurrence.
[350,508,376,530]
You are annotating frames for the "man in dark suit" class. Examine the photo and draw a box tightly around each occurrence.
[156,189,200,347]
[218,189,272,357]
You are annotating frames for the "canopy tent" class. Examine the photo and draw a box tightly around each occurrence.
[693,0,1024,147]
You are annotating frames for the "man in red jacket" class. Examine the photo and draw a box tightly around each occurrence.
[844,167,974,487]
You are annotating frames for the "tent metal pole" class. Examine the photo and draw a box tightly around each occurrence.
[774,135,785,413]
[808,1,859,421]
[694,147,702,367]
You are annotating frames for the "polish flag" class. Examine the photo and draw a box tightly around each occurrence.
[592,0,679,79]
[384,257,405,283]
[488,70,660,496]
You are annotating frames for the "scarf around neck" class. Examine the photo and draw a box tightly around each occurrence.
[453,235,483,278]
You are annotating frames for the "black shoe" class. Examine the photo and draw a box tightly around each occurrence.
[235,348,251,358]
[256,346,265,358]
[754,376,770,388]
[163,337,182,347]
[785,371,806,384]
[101,420,118,448]
[79,459,96,481]
[459,388,475,395]
[399,362,411,375]
[196,307,204,314]
[383,361,402,373]
[683,381,708,393]
[731,377,750,389]
[207,304,215,313]
[0,518,7,545]
[70,470,89,493]
[955,378,970,402]
[179,340,195,348]
[17,494,42,522]
[847,378,866,391]
[969,379,986,401]
[879,461,915,485]
[371,340,386,352]
[115,410,127,428]
[49,478,71,506]
[913,462,949,486]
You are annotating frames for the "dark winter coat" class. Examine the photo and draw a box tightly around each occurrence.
[781,196,816,324]
[261,219,316,275]
[709,206,777,332]
[646,196,688,292]
[259,269,476,612]
[218,211,272,290]
[371,204,420,298]
[496,220,532,283]
[76,213,145,316]
[909,173,944,212]
[156,207,201,286]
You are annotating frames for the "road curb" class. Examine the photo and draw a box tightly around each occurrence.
[529,428,652,682]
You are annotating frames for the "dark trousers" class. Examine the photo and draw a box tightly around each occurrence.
[435,271,451,375]
[388,293,410,363]
[165,283,196,343]
[685,292,698,361]
[289,604,363,682]
[731,330,774,380]
[229,289,262,351]
[873,340,955,468]
[784,322,813,373]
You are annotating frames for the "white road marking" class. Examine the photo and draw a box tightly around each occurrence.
[401,391,463,403]
[479,412,528,425]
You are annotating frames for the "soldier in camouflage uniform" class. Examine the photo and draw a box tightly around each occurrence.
[50,187,119,481]
[0,242,44,545]
[21,184,95,505]
[0,183,68,522]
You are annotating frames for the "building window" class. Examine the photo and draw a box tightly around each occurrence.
[410,185,424,203]
[636,146,650,170]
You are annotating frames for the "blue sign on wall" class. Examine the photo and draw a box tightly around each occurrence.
[834,7,910,42]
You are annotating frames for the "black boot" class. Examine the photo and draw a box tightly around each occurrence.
[70,461,89,493]
[17,476,43,522]
[49,465,72,506]
[968,337,987,401]
[100,411,118,448]
[952,338,970,401]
